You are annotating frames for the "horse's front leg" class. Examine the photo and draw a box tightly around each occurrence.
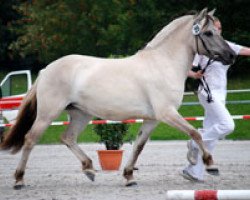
[157,107,213,166]
[123,120,158,186]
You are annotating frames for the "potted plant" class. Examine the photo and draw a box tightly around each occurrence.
[93,120,130,170]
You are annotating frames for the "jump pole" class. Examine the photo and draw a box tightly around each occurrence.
[0,115,249,127]
[166,190,250,200]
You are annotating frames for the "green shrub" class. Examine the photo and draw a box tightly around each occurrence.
[93,121,130,150]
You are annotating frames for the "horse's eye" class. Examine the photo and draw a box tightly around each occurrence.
[203,31,213,37]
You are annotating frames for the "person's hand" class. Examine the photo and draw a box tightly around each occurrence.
[188,70,204,79]
[193,70,203,79]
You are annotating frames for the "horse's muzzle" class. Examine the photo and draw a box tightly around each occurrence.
[214,51,236,65]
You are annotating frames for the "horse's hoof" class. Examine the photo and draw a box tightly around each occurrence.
[83,169,95,182]
[13,184,25,190]
[125,180,138,187]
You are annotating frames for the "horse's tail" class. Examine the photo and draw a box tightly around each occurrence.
[0,82,37,154]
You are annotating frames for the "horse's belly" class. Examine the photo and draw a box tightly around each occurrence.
[75,95,154,120]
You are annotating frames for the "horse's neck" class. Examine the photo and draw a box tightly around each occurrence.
[145,16,191,48]
[144,16,195,71]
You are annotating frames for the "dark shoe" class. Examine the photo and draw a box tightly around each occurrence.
[206,166,220,176]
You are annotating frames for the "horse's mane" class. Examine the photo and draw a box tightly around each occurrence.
[144,15,194,50]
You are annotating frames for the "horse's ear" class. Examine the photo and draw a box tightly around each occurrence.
[208,9,216,16]
[194,8,208,22]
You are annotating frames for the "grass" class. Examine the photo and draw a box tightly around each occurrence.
[1,70,250,144]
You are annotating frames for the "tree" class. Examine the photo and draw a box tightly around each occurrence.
[9,0,126,64]
[0,0,25,69]
[6,0,250,75]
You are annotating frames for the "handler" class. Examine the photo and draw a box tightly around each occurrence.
[182,18,250,182]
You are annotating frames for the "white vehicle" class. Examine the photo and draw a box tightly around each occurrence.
[0,70,32,140]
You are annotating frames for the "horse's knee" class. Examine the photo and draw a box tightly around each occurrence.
[60,130,78,147]
[190,130,202,142]
[60,134,73,147]
[24,134,36,150]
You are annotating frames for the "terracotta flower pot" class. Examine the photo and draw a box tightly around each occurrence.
[97,150,123,170]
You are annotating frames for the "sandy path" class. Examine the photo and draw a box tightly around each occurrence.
[1,141,250,200]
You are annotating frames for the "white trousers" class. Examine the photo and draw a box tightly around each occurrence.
[184,89,235,180]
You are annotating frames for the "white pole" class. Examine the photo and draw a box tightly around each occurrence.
[218,190,250,199]
[166,190,250,200]
[166,190,195,200]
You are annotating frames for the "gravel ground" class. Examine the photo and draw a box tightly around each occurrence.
[1,141,250,200]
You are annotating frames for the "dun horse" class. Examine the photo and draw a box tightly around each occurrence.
[1,9,235,189]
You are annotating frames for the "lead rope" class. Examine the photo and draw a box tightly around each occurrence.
[198,58,214,103]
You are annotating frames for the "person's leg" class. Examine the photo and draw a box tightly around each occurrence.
[186,91,219,166]
[183,90,234,181]
[183,152,205,181]
[200,91,234,141]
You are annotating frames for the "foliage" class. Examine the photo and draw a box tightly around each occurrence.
[8,0,125,63]
[0,0,24,68]
[1,0,250,75]
[93,122,130,150]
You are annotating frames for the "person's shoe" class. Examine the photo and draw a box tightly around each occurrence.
[206,166,220,176]
[180,170,204,183]
[187,140,199,165]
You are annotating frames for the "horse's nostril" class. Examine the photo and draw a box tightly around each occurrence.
[229,53,236,60]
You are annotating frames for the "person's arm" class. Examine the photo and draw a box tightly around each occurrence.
[188,54,204,79]
[239,47,250,56]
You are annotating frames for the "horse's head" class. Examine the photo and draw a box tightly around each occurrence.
[193,8,236,65]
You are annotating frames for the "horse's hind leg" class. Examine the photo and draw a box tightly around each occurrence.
[60,109,95,181]
[123,120,158,186]
[14,93,68,189]
[157,108,213,166]
[14,117,53,189]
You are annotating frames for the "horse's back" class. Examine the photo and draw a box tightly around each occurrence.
[36,54,154,120]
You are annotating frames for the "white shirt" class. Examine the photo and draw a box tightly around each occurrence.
[193,41,242,91]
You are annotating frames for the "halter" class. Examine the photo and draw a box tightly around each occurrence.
[192,15,217,57]
[192,15,215,103]
[193,15,215,58]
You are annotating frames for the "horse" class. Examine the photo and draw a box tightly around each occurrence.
[1,8,236,189]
